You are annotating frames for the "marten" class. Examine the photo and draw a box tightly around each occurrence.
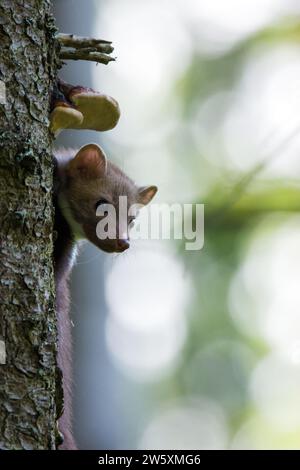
[53,143,157,449]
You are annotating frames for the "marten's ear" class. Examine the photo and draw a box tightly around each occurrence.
[68,144,107,179]
[138,185,158,205]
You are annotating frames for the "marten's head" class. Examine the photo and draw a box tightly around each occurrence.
[59,144,157,253]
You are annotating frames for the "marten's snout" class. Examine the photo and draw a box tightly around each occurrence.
[116,238,130,252]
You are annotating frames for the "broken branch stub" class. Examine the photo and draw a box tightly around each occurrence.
[57,33,115,65]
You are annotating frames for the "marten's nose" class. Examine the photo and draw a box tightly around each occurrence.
[116,238,130,251]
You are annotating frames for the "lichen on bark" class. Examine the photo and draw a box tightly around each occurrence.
[0,0,59,449]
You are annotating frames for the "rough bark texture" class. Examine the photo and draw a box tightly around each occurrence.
[0,0,59,449]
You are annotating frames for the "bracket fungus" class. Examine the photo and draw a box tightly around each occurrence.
[49,103,83,136]
[49,80,120,135]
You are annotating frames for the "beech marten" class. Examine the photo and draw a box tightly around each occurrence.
[53,143,157,449]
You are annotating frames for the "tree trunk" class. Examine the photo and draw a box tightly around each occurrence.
[0,0,59,449]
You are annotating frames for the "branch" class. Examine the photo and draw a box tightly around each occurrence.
[59,50,115,64]
[57,33,115,64]
[57,33,113,50]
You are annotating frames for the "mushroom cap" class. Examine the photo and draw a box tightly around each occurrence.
[69,91,120,131]
[49,105,83,136]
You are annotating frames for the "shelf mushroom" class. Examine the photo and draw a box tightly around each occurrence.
[49,79,120,136]
[49,102,84,136]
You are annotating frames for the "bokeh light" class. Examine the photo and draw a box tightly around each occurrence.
[105,245,191,381]
[229,215,300,359]
[139,398,228,450]
[176,0,293,49]
[222,46,300,175]
[250,353,300,432]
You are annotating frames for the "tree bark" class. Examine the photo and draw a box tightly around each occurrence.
[0,0,59,449]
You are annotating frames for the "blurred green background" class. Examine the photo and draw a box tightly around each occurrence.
[54,0,300,449]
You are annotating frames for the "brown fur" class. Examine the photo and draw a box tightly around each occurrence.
[53,145,157,449]
[53,178,78,450]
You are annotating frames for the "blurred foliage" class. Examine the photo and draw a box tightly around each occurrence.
[177,18,300,114]
[166,16,300,448]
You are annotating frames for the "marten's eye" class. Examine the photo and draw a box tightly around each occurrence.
[95,198,109,209]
